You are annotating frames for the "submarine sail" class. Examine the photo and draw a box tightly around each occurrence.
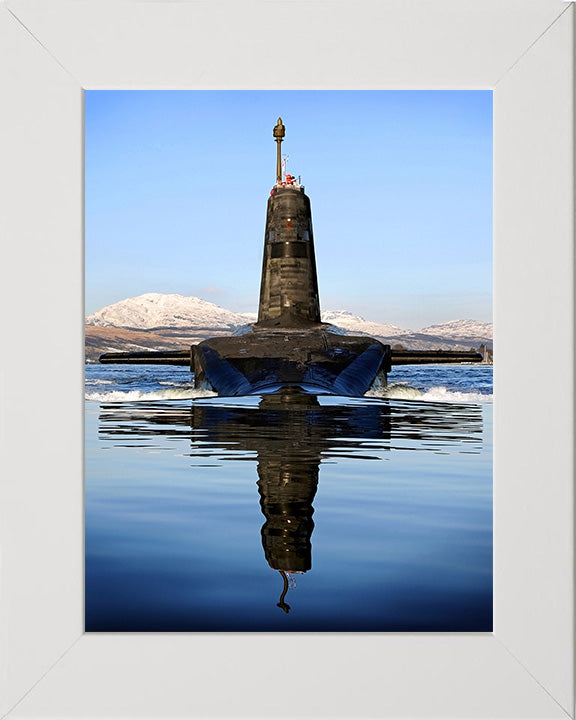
[257,118,320,327]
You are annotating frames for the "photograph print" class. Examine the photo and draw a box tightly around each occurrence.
[85,90,493,631]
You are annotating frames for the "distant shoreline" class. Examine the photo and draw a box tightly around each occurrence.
[85,323,493,364]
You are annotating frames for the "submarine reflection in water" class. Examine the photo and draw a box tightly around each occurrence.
[255,393,323,612]
[96,391,485,617]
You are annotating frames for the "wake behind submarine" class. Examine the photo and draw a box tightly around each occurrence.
[100,118,482,394]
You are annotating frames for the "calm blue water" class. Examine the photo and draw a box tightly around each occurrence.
[85,364,492,632]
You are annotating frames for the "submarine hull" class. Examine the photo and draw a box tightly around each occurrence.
[193,326,390,397]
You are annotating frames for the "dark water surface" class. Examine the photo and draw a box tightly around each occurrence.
[85,369,492,632]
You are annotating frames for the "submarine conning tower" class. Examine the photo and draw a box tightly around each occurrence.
[257,118,321,328]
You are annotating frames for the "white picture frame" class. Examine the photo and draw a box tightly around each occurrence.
[0,1,573,718]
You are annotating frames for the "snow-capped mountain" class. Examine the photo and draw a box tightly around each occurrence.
[85,293,492,361]
[86,293,248,331]
[321,310,408,338]
[419,319,493,342]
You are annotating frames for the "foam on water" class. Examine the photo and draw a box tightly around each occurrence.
[85,384,490,404]
[84,365,492,404]
[158,381,195,387]
[85,388,216,402]
[366,382,492,404]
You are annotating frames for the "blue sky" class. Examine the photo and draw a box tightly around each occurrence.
[85,90,492,329]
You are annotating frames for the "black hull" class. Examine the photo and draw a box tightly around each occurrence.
[193,326,390,397]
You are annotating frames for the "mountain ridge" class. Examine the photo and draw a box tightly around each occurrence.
[85,293,492,362]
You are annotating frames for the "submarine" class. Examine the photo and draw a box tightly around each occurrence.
[100,118,482,394]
